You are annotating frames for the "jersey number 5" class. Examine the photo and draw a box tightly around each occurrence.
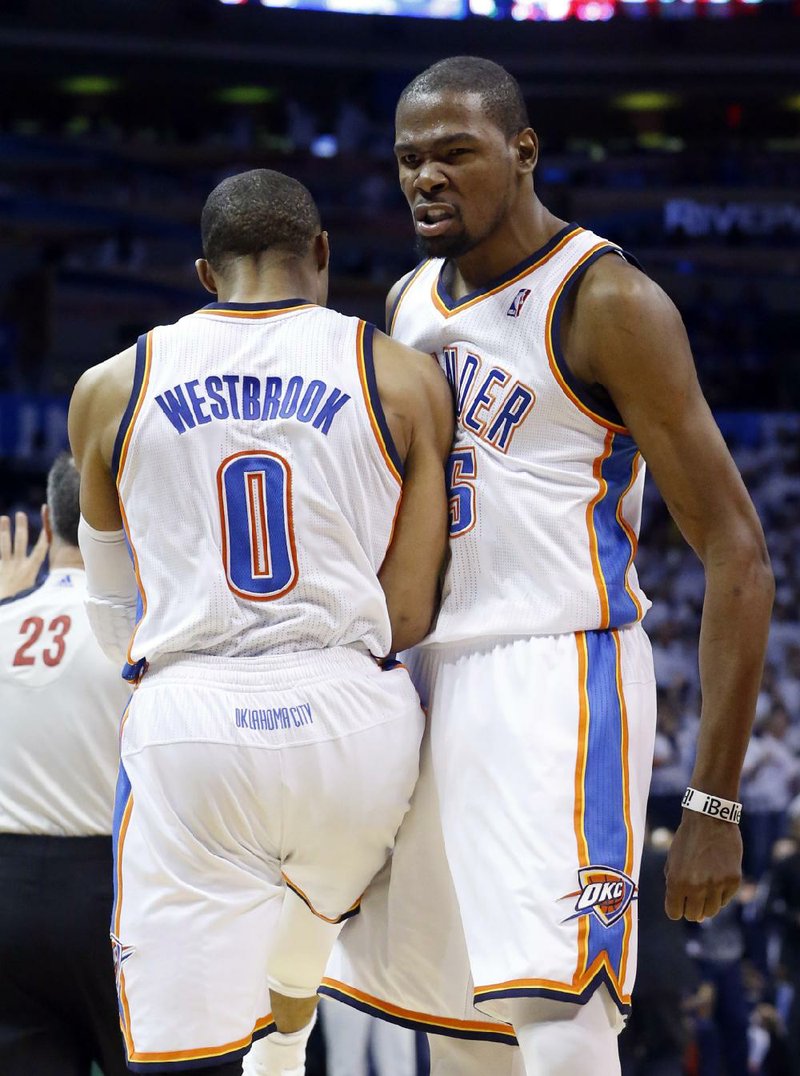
[446,447,477,538]
[217,451,299,601]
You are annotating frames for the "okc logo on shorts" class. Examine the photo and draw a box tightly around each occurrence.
[562,866,637,928]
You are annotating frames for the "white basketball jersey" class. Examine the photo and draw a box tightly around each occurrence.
[389,225,650,644]
[0,569,130,835]
[116,301,402,669]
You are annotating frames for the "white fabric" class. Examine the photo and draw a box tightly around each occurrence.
[327,626,656,1035]
[0,569,130,835]
[242,1012,316,1076]
[515,990,621,1076]
[117,305,400,667]
[391,226,650,644]
[266,889,342,998]
[112,648,423,1067]
[427,1034,525,1076]
[78,517,138,664]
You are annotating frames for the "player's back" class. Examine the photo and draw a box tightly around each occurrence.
[117,300,401,670]
[0,570,129,835]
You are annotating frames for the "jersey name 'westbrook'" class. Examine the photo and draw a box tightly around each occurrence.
[154,374,351,436]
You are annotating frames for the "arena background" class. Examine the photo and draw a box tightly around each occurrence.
[0,1,798,1073]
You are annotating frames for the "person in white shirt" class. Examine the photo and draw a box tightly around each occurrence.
[0,454,130,1076]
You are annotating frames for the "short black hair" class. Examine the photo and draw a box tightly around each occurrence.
[47,453,80,547]
[201,169,321,272]
[398,57,530,140]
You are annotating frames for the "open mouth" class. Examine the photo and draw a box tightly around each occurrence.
[414,202,457,238]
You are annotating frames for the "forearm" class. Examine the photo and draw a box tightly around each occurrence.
[691,545,774,800]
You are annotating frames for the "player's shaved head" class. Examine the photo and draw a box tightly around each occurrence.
[397,57,530,139]
[201,169,321,272]
[47,453,80,547]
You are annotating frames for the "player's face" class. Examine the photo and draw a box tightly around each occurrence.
[394,92,519,259]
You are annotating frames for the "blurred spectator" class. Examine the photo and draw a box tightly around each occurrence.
[767,817,800,1075]
[741,708,800,879]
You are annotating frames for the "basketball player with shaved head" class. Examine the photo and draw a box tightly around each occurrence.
[324,57,774,1076]
[69,168,453,1076]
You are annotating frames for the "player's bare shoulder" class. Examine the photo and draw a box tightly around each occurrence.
[371,329,453,460]
[69,344,138,467]
[566,250,691,392]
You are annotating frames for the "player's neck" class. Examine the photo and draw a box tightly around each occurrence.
[49,539,84,571]
[450,203,566,301]
[212,261,317,307]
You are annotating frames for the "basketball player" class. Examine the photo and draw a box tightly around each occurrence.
[0,455,130,1076]
[68,168,452,1076]
[323,58,774,1076]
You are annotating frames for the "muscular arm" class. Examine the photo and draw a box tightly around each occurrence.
[69,348,140,662]
[372,332,454,653]
[566,257,774,921]
[69,347,136,530]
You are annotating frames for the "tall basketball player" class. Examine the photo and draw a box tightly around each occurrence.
[68,169,453,1076]
[323,58,774,1076]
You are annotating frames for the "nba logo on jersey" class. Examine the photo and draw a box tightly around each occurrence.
[562,866,638,927]
[506,288,531,318]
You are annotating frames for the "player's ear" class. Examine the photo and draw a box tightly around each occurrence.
[41,504,52,545]
[315,231,330,273]
[195,259,218,296]
[516,129,538,175]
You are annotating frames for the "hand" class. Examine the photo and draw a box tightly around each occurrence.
[0,510,49,600]
[664,809,742,921]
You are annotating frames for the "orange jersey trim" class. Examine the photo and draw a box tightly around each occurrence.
[355,320,403,487]
[125,1013,274,1064]
[320,978,517,1042]
[616,451,644,621]
[388,262,430,335]
[613,629,636,988]
[545,244,629,435]
[431,226,582,320]
[282,872,361,925]
[573,632,591,979]
[194,304,315,321]
[586,431,615,630]
[474,951,633,1008]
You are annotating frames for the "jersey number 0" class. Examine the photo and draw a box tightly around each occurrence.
[217,451,299,601]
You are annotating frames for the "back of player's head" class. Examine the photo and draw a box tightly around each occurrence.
[201,169,321,273]
[46,453,80,547]
[398,57,530,140]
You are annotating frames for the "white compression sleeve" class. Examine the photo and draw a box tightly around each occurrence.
[78,517,139,664]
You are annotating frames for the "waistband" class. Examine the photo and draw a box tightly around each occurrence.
[143,644,379,690]
[0,833,112,858]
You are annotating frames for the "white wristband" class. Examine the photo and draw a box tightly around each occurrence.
[682,787,742,825]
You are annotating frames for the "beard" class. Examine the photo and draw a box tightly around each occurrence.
[414,228,480,261]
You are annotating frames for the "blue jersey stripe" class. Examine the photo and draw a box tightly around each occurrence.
[111,334,149,482]
[583,630,628,978]
[594,434,640,627]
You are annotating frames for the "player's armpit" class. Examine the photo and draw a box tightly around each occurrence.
[69,345,137,532]
[373,334,454,652]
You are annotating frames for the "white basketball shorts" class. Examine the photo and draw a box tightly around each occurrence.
[324,626,656,1038]
[111,646,424,1071]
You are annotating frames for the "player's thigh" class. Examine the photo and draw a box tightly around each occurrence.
[114,741,283,1067]
[280,670,424,921]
